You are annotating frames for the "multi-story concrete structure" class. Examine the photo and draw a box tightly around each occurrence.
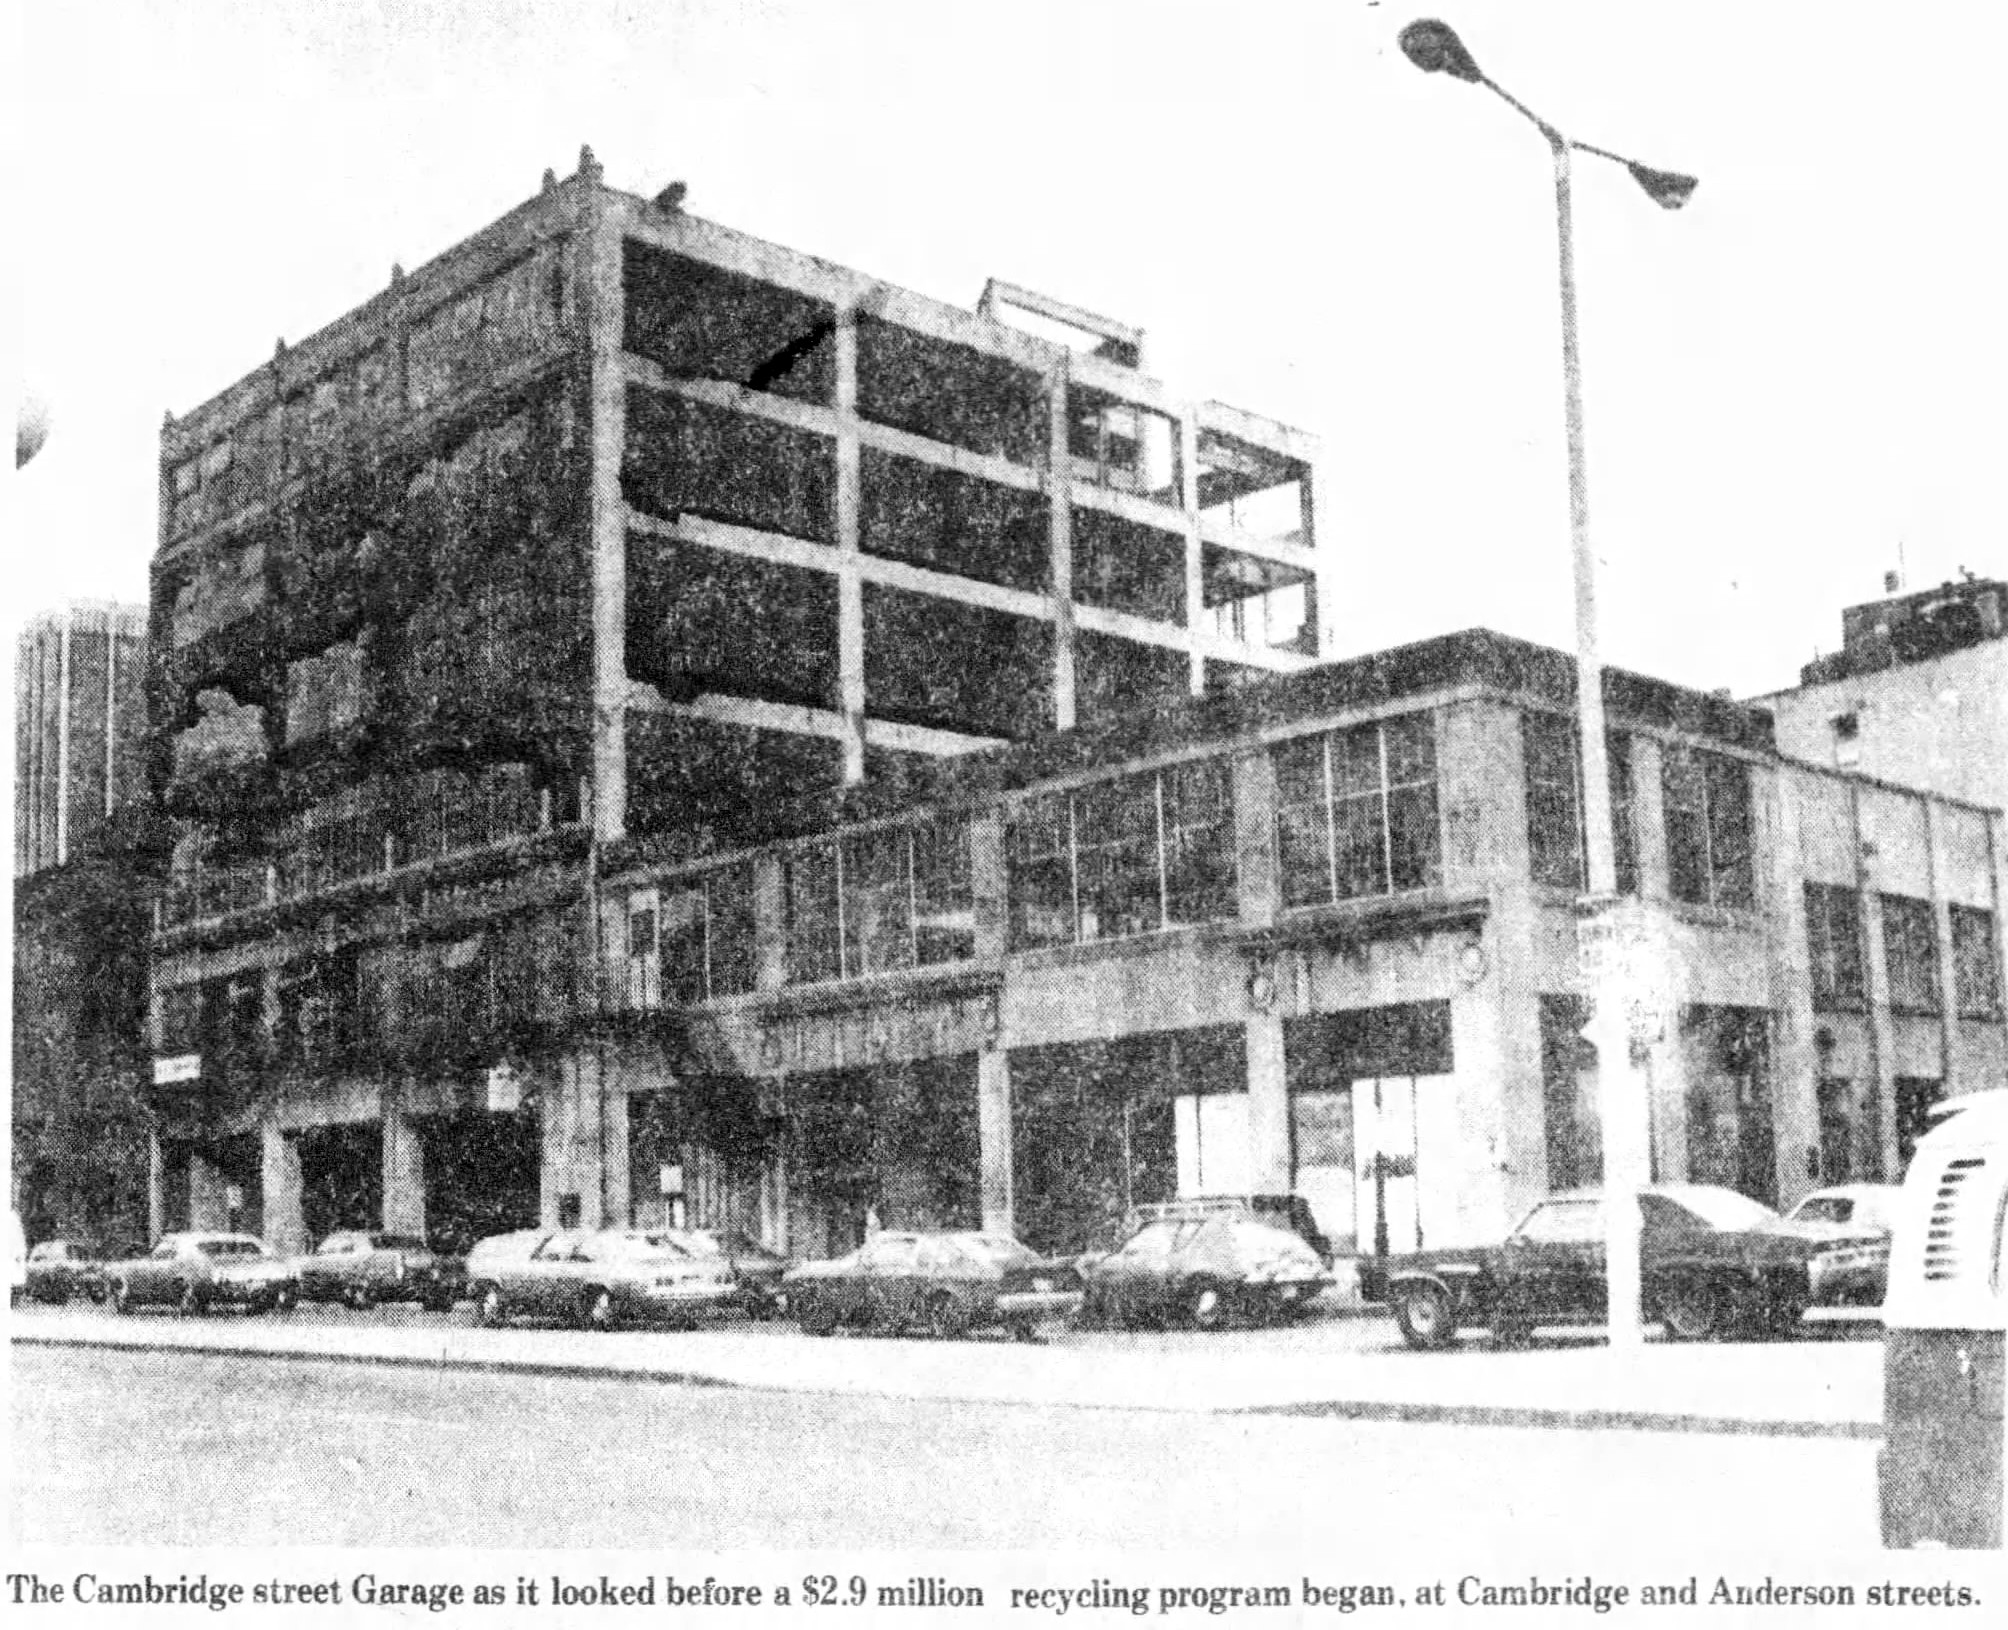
[14,601,148,877]
[1764,574,2007,815]
[146,152,1328,1252]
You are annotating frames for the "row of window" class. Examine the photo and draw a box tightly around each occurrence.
[1805,882,2002,1019]
[1522,713,1753,908]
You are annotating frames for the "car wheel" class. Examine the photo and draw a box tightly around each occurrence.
[796,1294,838,1337]
[272,1285,298,1314]
[1186,1278,1232,1333]
[1393,1283,1457,1351]
[343,1283,374,1312]
[476,1285,507,1328]
[111,1279,134,1315]
[1660,1278,1726,1342]
[421,1290,456,1315]
[176,1280,206,1318]
[583,1287,616,1333]
[1008,1319,1043,1344]
[924,1292,969,1341]
[48,1283,72,1306]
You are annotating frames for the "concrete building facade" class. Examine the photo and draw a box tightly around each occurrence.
[146,154,1328,1253]
[1763,575,2007,815]
[14,601,148,877]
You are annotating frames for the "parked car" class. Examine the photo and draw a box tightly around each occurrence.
[8,1211,27,1306]
[294,1230,462,1312]
[669,1228,790,1317]
[1082,1214,1332,1330]
[1779,1182,1899,1309]
[785,1230,1082,1340]
[1126,1195,1335,1266]
[105,1232,299,1316]
[23,1238,116,1304]
[465,1228,736,1330]
[1381,1182,1863,1350]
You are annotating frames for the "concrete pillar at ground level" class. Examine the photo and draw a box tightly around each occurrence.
[542,1051,615,1229]
[261,1120,306,1256]
[147,1133,166,1244]
[187,1153,229,1231]
[382,1110,426,1239]
[977,1049,1013,1235]
[1244,1011,1291,1194]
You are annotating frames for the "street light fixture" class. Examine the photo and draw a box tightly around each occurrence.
[1399,18,1696,1352]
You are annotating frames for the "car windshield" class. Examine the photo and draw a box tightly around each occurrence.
[197,1240,266,1258]
[1513,1201,1602,1243]
[613,1233,693,1261]
[952,1234,1039,1267]
[1668,1188,1780,1231]
[1790,1196,1855,1226]
[1118,1223,1181,1259]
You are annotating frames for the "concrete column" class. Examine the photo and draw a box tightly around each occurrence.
[601,1055,632,1229]
[1244,1011,1291,1195]
[381,1106,427,1238]
[753,855,788,991]
[1852,784,1903,1179]
[147,1132,167,1243]
[969,811,1008,958]
[1629,736,1669,900]
[261,1119,306,1255]
[1180,408,1205,695]
[977,1047,1013,1234]
[834,305,865,783]
[187,1152,229,1231]
[1231,748,1278,926]
[1765,768,1821,1206]
[1048,359,1075,730]
[1924,800,1962,1092]
[584,182,628,842]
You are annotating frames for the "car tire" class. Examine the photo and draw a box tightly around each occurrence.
[476,1284,506,1328]
[343,1283,374,1313]
[176,1280,206,1319]
[1185,1277,1234,1333]
[1393,1282,1457,1351]
[273,1285,298,1314]
[1660,1278,1726,1342]
[111,1279,134,1315]
[421,1290,456,1315]
[796,1294,838,1337]
[924,1292,969,1341]
[583,1287,616,1333]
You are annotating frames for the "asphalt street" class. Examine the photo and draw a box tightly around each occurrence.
[12,1343,1880,1551]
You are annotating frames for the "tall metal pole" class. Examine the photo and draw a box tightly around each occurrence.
[1551,132,1647,1352]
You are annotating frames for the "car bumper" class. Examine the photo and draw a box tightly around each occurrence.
[209,1278,296,1305]
[995,1289,1084,1321]
[629,1284,736,1312]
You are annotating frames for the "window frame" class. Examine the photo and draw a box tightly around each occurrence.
[1880,893,1944,1015]
[1274,715,1442,909]
[1950,903,2003,1021]
[1804,881,1867,1011]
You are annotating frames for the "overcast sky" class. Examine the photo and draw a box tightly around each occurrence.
[6,0,2005,699]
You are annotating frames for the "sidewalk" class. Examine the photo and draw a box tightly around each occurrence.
[9,1305,1883,1439]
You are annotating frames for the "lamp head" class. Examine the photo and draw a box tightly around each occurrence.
[1627,162,1699,210]
[1399,19,1484,83]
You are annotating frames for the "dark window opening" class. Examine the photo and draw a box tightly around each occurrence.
[1195,429,1308,546]
[855,314,1046,465]
[1274,715,1441,908]
[627,534,840,711]
[1662,744,1755,909]
[1203,546,1316,656]
[1072,631,1190,728]
[1522,713,1639,895]
[1952,904,2003,1020]
[862,586,1052,740]
[1880,894,1943,1014]
[623,240,835,406]
[1804,882,1866,1010]
[858,448,1049,594]
[1073,506,1185,624]
[624,387,835,544]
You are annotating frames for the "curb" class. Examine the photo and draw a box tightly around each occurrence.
[12,1327,1876,1440]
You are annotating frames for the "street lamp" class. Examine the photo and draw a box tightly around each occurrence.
[1400,18,1695,1352]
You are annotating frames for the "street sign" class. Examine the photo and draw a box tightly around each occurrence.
[1575,896,1675,1049]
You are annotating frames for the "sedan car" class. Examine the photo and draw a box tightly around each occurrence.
[294,1230,462,1312]
[23,1238,115,1304]
[1081,1215,1332,1331]
[106,1232,299,1316]
[1381,1183,1862,1350]
[466,1228,736,1330]
[784,1230,1082,1340]
[1779,1183,1899,1309]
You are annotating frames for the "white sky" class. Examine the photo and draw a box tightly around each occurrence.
[6,0,2006,699]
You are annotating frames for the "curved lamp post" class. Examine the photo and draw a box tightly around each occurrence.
[1400,18,1695,1352]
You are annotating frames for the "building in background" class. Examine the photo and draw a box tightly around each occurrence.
[14,601,148,877]
[1763,573,2007,815]
[12,602,158,1246]
[146,152,1328,1253]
